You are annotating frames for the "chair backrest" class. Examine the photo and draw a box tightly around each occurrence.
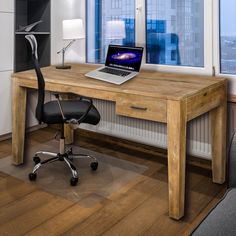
[25,35,45,123]
[228,131,236,188]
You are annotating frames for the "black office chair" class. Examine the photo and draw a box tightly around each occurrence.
[25,34,101,186]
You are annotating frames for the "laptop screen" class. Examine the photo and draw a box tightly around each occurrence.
[105,45,143,72]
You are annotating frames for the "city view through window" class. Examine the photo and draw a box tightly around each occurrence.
[146,0,204,67]
[87,0,236,75]
[220,0,236,74]
[86,0,135,64]
[87,0,204,67]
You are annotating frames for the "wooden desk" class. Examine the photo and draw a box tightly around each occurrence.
[11,64,227,219]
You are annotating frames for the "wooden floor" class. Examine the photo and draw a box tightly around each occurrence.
[0,127,226,236]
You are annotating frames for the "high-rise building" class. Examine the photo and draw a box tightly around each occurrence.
[87,0,204,67]
[146,0,204,67]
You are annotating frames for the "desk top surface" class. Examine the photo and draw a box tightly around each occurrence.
[12,64,227,101]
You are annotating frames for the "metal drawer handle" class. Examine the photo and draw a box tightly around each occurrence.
[130,106,148,111]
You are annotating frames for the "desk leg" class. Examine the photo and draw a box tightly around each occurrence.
[210,102,226,184]
[12,81,27,165]
[167,100,187,220]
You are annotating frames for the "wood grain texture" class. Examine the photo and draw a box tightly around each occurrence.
[12,64,226,101]
[186,83,227,121]
[25,197,104,236]
[12,79,27,165]
[210,90,227,184]
[228,94,236,103]
[64,177,166,236]
[0,196,72,235]
[167,100,187,219]
[0,127,226,235]
[0,190,56,226]
[0,176,36,208]
[116,94,167,122]
[11,64,227,220]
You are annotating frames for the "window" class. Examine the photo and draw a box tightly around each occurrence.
[220,0,236,74]
[146,0,204,67]
[171,0,176,9]
[86,0,135,64]
[85,0,212,74]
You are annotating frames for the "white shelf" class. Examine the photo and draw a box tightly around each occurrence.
[15,31,50,35]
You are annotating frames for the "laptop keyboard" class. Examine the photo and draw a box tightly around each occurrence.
[99,67,131,77]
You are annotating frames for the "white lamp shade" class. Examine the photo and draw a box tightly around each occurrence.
[106,20,126,40]
[63,19,85,40]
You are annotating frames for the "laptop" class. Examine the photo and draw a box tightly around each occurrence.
[85,45,144,85]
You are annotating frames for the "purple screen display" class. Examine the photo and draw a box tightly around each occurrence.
[105,45,143,71]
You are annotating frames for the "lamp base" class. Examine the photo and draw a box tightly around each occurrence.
[56,65,71,70]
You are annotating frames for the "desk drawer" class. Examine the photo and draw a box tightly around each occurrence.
[116,94,167,122]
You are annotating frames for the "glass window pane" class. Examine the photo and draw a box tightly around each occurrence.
[220,0,236,74]
[86,0,135,64]
[146,0,204,67]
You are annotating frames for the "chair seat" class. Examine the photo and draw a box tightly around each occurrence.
[42,100,100,124]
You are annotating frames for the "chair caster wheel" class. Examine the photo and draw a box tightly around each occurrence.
[70,177,78,186]
[29,173,37,181]
[90,162,98,171]
[33,156,41,164]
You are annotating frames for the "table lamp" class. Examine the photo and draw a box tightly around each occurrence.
[106,20,126,40]
[56,19,85,69]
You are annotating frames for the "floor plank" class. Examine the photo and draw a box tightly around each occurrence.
[25,194,106,236]
[0,190,57,226]
[63,177,167,236]
[0,177,37,208]
[0,139,11,159]
[0,195,73,236]
[0,127,226,236]
[102,185,168,236]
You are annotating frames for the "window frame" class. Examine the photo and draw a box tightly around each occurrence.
[83,0,215,76]
[137,0,214,75]
[85,0,137,64]
[213,0,236,96]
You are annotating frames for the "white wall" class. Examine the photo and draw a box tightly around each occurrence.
[51,0,86,65]
[0,13,14,71]
[0,1,14,13]
[0,1,14,136]
[0,71,13,135]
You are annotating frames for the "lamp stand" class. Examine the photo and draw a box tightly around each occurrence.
[56,40,76,70]
[56,48,71,69]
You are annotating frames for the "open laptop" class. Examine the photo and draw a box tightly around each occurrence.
[85,45,144,85]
